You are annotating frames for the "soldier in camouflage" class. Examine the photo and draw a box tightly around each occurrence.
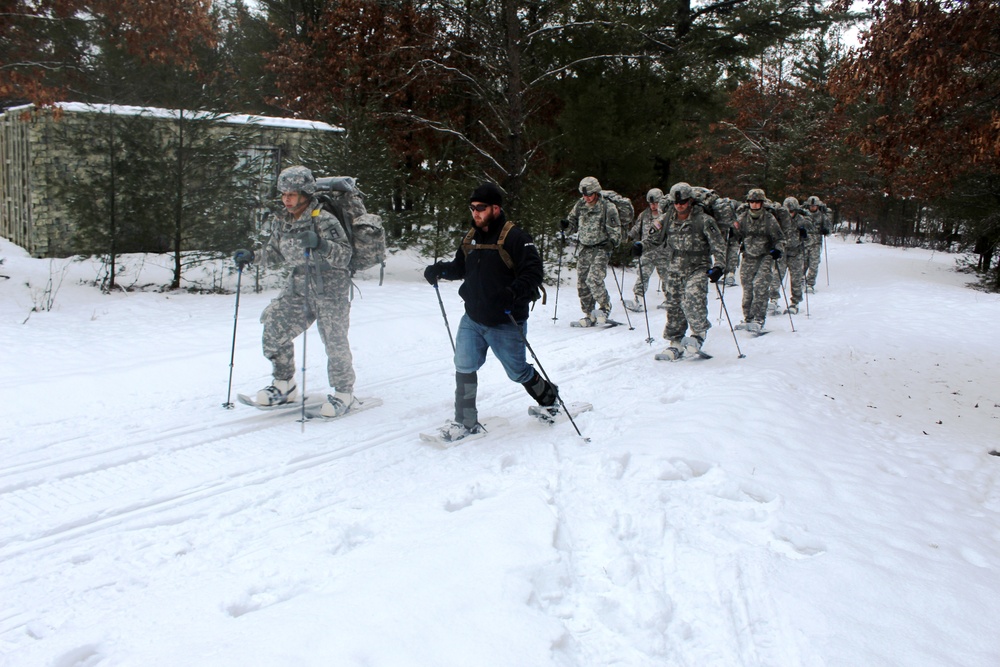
[562,176,620,326]
[255,166,359,418]
[803,195,830,292]
[650,182,726,360]
[770,197,808,314]
[736,188,785,334]
[692,186,741,286]
[626,188,670,311]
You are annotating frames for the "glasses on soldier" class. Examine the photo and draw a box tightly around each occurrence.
[675,198,692,205]
[469,203,490,212]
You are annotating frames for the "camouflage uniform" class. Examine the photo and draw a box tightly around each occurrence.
[654,204,726,343]
[261,194,355,394]
[629,205,670,304]
[737,200,785,327]
[768,199,806,310]
[804,196,830,289]
[566,180,620,319]
[693,188,740,283]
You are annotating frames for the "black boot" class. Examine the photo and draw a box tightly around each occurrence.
[454,371,478,429]
[522,370,558,406]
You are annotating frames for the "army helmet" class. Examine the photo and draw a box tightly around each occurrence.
[783,196,800,210]
[646,188,664,204]
[670,182,693,203]
[277,166,317,195]
[805,195,822,207]
[579,176,602,196]
[746,188,767,202]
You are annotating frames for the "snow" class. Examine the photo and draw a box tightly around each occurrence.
[1,237,999,666]
[49,102,345,132]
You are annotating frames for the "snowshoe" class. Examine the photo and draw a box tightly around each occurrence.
[434,421,484,443]
[624,298,645,312]
[320,392,360,418]
[254,379,297,407]
[654,344,685,362]
[306,396,382,421]
[529,401,593,425]
[420,418,507,447]
[681,335,711,359]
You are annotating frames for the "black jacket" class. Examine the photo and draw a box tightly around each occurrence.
[437,212,544,326]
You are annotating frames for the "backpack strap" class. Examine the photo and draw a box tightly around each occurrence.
[462,219,516,270]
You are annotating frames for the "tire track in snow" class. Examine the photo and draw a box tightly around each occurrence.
[0,413,415,562]
[0,398,328,492]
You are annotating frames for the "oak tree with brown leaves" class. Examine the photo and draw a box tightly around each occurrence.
[1,0,216,106]
[830,0,1000,195]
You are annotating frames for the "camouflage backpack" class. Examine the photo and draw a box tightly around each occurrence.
[765,199,792,229]
[314,177,387,277]
[692,187,737,229]
[600,189,635,236]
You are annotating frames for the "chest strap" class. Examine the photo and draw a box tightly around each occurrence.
[462,220,517,270]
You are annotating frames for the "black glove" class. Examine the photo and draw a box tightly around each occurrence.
[706,266,724,283]
[233,248,254,268]
[822,227,830,236]
[560,218,570,230]
[503,286,517,309]
[424,263,444,285]
[630,242,643,258]
[296,230,321,250]
[769,248,782,260]
[798,226,808,240]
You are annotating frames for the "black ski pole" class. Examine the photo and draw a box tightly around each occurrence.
[803,274,810,317]
[635,251,653,344]
[223,249,254,409]
[714,281,746,359]
[774,256,796,332]
[433,282,456,353]
[608,257,634,330]
[552,232,565,323]
[505,311,588,442]
[718,229,733,324]
[823,234,830,286]
[300,248,312,430]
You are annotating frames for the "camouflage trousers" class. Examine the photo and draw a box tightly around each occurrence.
[741,254,774,325]
[577,244,612,314]
[662,265,711,341]
[805,240,823,287]
[632,250,669,301]
[261,269,355,393]
[770,249,805,306]
[724,236,741,276]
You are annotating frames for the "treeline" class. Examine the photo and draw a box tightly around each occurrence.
[3,0,998,288]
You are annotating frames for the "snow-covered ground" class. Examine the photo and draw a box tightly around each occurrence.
[1,236,998,666]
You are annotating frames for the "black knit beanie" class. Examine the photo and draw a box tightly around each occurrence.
[470,183,503,207]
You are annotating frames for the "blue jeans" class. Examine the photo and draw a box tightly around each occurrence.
[454,314,534,383]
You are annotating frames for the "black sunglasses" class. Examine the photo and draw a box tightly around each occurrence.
[674,198,692,205]
[469,203,490,212]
